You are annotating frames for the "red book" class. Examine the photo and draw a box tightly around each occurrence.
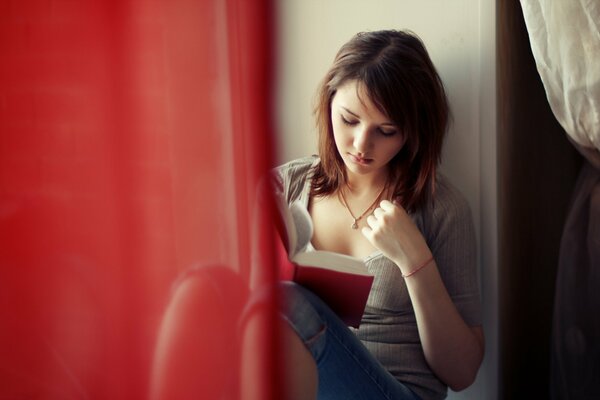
[275,199,374,328]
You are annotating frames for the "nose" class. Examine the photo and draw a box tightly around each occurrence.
[353,125,371,154]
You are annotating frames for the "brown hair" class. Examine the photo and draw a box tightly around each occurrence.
[310,30,449,212]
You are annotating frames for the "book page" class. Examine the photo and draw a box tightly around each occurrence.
[292,250,371,276]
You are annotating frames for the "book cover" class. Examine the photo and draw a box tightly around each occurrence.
[275,198,374,328]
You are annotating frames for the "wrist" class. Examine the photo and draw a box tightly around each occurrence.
[401,254,434,278]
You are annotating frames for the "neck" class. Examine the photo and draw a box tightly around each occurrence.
[344,170,388,196]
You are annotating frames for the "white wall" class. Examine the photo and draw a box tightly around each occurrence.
[275,0,498,398]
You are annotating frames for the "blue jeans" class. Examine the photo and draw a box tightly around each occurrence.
[280,281,421,400]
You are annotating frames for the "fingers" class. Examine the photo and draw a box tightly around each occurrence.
[360,226,371,239]
[379,199,395,211]
[365,213,386,237]
[369,199,404,231]
[371,203,394,226]
[361,225,377,246]
[381,199,408,213]
[373,200,398,220]
[366,214,377,228]
[373,207,385,219]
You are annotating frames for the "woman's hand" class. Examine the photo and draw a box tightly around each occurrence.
[361,200,432,274]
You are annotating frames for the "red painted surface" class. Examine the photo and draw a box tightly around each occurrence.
[0,0,277,398]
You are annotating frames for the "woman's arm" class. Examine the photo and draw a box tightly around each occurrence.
[402,260,484,390]
[363,200,484,391]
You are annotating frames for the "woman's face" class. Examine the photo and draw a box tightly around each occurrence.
[330,80,406,179]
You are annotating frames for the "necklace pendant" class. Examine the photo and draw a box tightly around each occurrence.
[351,219,359,230]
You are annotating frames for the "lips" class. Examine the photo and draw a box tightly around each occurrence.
[348,153,373,165]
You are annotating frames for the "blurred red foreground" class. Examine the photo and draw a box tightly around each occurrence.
[0,0,278,398]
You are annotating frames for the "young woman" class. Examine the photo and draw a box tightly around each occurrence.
[272,30,484,400]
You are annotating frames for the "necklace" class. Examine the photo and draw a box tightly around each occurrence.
[339,184,387,230]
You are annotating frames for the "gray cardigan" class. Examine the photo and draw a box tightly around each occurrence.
[272,156,482,400]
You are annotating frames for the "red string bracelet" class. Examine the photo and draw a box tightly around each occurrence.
[402,256,434,278]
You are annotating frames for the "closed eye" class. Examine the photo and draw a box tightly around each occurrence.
[341,115,358,126]
[378,127,397,137]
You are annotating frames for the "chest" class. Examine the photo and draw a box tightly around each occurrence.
[308,195,379,259]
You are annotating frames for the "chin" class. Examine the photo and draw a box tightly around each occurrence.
[345,162,378,176]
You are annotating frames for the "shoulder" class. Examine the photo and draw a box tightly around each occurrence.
[270,156,319,201]
[419,173,475,250]
[431,174,472,221]
[272,155,318,182]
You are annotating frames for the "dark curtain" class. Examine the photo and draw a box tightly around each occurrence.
[520,1,600,399]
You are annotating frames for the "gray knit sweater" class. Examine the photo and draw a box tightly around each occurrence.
[272,156,482,400]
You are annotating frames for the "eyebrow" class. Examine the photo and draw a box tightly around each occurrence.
[341,106,396,127]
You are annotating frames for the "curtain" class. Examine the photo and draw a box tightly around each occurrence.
[0,1,276,398]
[520,1,600,398]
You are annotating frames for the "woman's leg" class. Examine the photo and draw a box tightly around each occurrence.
[280,281,421,400]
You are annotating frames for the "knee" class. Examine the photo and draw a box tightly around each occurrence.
[279,281,317,312]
